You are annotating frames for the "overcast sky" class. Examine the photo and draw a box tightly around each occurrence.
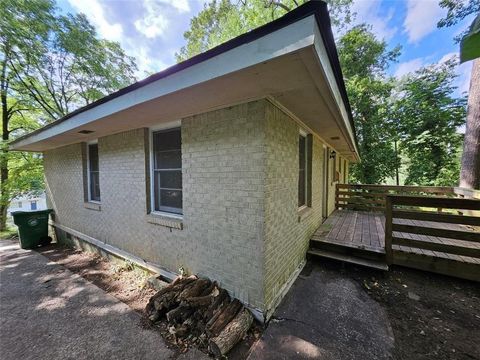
[57,0,474,96]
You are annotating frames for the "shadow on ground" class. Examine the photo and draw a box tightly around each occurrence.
[0,240,205,360]
[249,258,480,360]
[248,261,394,360]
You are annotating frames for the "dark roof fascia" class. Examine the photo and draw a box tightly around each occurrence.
[11,0,358,152]
[312,3,358,152]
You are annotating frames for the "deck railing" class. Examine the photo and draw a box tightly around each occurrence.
[330,183,480,280]
[384,195,480,267]
[335,184,456,212]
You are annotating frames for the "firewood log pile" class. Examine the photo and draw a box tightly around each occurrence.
[145,275,254,357]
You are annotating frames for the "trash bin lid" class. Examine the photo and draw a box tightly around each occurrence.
[11,209,53,217]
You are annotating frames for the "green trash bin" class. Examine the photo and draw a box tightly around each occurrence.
[12,209,53,249]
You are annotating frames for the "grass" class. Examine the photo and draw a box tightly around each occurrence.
[0,226,18,240]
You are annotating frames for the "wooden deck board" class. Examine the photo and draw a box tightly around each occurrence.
[312,209,479,265]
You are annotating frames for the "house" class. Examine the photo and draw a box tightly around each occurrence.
[10,1,359,320]
[8,192,47,214]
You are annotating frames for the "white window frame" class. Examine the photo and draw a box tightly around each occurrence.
[298,128,308,211]
[149,120,183,219]
[87,140,101,204]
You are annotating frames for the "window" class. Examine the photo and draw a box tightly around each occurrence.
[298,134,307,207]
[151,128,182,215]
[88,143,101,202]
[298,132,312,208]
[17,201,22,208]
[30,201,37,210]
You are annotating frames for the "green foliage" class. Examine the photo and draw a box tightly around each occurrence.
[338,25,400,184]
[7,12,137,119]
[176,0,354,62]
[394,59,467,186]
[0,226,17,239]
[0,0,137,229]
[460,13,480,62]
[437,0,480,62]
[437,0,480,28]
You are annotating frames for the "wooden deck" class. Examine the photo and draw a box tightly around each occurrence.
[309,209,480,278]
[312,210,385,252]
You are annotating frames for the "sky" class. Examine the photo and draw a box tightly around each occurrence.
[56,0,474,97]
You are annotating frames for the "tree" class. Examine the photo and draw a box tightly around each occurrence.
[438,0,480,189]
[0,0,137,231]
[176,0,354,62]
[395,59,467,186]
[337,25,400,184]
[1,0,55,231]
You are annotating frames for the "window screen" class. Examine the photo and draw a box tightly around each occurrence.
[88,143,101,202]
[152,128,182,214]
[298,134,307,207]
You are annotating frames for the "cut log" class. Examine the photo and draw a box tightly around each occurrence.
[178,279,211,300]
[153,291,177,311]
[209,308,253,357]
[203,288,229,323]
[206,299,243,337]
[183,294,215,308]
[205,300,229,329]
[166,305,194,323]
[199,281,216,296]
[171,274,197,286]
[146,277,196,314]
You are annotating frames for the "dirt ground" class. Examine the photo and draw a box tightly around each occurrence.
[37,243,156,313]
[35,242,260,359]
[327,259,480,360]
[27,241,480,359]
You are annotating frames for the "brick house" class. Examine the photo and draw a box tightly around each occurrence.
[11,2,359,320]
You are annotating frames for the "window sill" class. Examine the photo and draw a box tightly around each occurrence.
[298,206,312,222]
[84,202,101,211]
[146,213,183,230]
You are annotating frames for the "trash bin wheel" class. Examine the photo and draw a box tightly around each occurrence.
[39,236,52,246]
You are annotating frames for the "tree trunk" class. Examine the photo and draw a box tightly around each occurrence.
[394,139,399,186]
[460,58,480,190]
[0,55,10,232]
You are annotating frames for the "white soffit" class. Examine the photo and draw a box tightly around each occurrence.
[11,16,317,151]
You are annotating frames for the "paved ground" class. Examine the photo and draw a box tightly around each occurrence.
[0,240,207,360]
[1,239,394,360]
[248,262,394,360]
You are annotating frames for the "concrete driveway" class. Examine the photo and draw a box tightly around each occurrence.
[0,239,206,360]
[248,262,394,360]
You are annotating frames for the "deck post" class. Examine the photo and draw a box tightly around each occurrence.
[384,195,393,265]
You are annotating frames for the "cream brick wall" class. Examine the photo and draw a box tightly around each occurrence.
[263,102,325,312]
[44,98,344,315]
[45,101,267,309]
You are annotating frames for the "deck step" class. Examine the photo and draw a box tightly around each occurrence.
[310,237,386,254]
[307,248,389,271]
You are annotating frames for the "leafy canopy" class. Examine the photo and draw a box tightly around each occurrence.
[176,0,354,62]
[394,58,467,186]
[0,0,138,229]
[338,24,400,184]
